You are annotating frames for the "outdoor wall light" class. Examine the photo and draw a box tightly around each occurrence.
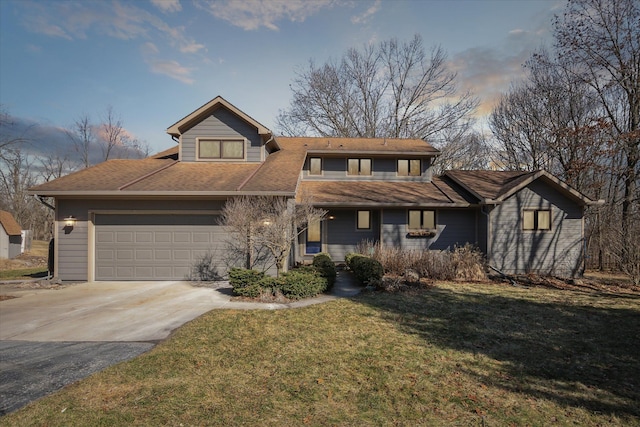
[327,215,335,220]
[64,216,77,227]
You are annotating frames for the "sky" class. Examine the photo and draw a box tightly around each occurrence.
[0,0,563,155]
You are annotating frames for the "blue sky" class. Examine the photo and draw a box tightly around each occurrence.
[0,0,562,155]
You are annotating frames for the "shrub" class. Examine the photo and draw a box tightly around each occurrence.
[348,254,383,284]
[279,270,327,299]
[229,268,266,297]
[312,253,337,288]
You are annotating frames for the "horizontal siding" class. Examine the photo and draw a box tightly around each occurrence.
[303,156,431,182]
[57,221,88,281]
[181,108,263,162]
[382,208,477,251]
[325,209,379,261]
[489,180,584,276]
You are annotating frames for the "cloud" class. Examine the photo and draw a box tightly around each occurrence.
[141,43,195,84]
[351,0,381,24]
[449,22,554,118]
[194,0,334,31]
[150,0,182,13]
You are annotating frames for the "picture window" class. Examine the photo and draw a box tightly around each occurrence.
[198,139,244,160]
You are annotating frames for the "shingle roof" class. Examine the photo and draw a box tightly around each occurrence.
[298,179,470,206]
[0,210,22,236]
[443,169,601,206]
[276,136,440,155]
[149,145,179,159]
[444,170,535,201]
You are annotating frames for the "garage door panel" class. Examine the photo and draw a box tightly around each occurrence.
[116,232,133,243]
[95,214,224,280]
[155,232,172,243]
[135,232,153,243]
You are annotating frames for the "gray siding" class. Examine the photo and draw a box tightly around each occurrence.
[181,108,263,162]
[56,199,226,282]
[325,209,380,262]
[303,156,432,182]
[0,231,21,259]
[381,208,477,251]
[489,180,584,277]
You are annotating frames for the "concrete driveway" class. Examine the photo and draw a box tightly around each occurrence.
[0,280,245,414]
[0,277,354,414]
[0,281,238,342]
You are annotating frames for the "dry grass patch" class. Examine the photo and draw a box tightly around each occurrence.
[2,282,639,426]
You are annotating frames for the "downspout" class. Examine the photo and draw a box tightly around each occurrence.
[34,195,55,280]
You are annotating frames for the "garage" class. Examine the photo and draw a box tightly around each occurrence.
[94,214,226,281]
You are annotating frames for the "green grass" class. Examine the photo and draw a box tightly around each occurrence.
[2,282,639,426]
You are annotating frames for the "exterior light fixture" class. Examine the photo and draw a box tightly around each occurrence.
[327,215,335,220]
[64,216,77,227]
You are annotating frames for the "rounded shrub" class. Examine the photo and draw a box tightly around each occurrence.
[279,270,327,299]
[312,253,337,288]
[229,268,266,297]
[348,255,383,284]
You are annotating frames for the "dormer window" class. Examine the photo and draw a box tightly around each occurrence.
[197,138,245,160]
[398,159,421,176]
[348,158,372,176]
[309,157,322,175]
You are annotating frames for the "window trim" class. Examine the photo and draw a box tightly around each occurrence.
[196,137,246,161]
[347,158,372,176]
[407,209,436,230]
[397,159,422,177]
[522,208,552,231]
[308,157,323,176]
[356,210,371,230]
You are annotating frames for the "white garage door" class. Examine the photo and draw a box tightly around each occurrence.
[95,214,226,280]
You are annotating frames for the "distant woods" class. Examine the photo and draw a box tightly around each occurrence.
[0,105,149,240]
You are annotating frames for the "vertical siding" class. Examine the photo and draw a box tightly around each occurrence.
[381,208,477,251]
[303,156,433,182]
[181,108,263,162]
[489,180,584,276]
[0,231,8,258]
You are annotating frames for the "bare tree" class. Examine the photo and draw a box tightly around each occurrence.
[431,127,490,174]
[277,34,477,143]
[220,196,326,275]
[554,0,640,229]
[66,113,95,168]
[100,106,126,161]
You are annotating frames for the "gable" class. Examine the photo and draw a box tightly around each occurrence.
[0,210,22,236]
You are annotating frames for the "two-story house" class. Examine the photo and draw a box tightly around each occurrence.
[29,96,601,282]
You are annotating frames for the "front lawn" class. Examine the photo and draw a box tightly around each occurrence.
[2,282,639,426]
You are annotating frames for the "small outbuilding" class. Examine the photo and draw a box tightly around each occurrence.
[0,210,23,259]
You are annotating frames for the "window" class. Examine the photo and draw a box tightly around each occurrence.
[357,210,371,230]
[408,209,435,230]
[347,158,372,176]
[309,157,322,175]
[198,139,244,160]
[398,159,421,176]
[523,209,551,230]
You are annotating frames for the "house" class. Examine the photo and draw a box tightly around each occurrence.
[28,96,601,281]
[0,210,23,259]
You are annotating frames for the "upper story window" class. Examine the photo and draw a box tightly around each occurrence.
[398,159,421,176]
[523,209,551,230]
[408,209,435,230]
[198,138,245,160]
[309,157,322,175]
[348,158,372,176]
